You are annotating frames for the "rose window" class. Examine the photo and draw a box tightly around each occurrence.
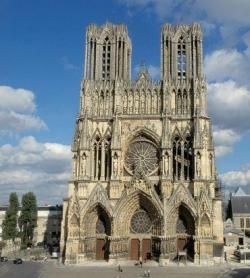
[125,137,159,176]
[131,209,152,234]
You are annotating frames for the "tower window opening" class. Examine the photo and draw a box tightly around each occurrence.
[102,37,111,80]
[177,37,186,79]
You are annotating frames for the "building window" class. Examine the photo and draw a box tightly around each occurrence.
[93,135,111,180]
[177,37,186,79]
[173,135,193,181]
[102,37,111,80]
[240,218,244,229]
[246,218,250,228]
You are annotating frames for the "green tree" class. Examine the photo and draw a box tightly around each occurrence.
[19,192,37,249]
[2,192,19,241]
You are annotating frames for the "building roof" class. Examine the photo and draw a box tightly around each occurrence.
[233,187,247,196]
[231,195,250,214]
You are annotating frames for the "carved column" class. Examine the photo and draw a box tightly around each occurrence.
[180,141,184,180]
[101,141,105,180]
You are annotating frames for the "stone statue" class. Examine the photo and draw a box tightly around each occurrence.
[135,94,139,114]
[196,154,201,177]
[163,152,169,176]
[113,154,119,177]
[128,94,132,113]
[81,153,87,176]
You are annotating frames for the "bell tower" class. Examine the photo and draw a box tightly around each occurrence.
[84,23,132,81]
[161,23,203,81]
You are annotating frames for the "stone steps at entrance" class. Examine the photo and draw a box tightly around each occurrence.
[74,260,159,267]
[117,260,159,267]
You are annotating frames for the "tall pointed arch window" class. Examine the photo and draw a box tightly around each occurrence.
[93,136,102,180]
[173,135,193,180]
[93,135,111,181]
[102,37,111,80]
[177,37,186,79]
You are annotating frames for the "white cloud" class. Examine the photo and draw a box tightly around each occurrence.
[215,145,232,158]
[119,0,250,25]
[0,86,35,113]
[207,80,250,156]
[220,164,250,188]
[208,80,250,132]
[0,86,46,133]
[213,128,241,157]
[119,0,250,45]
[0,136,71,205]
[196,0,250,26]
[204,49,250,86]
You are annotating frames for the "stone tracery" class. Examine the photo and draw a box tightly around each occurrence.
[61,22,223,265]
[125,136,159,176]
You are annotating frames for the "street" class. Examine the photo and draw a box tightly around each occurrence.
[0,261,250,278]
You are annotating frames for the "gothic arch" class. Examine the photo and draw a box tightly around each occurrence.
[103,127,111,138]
[198,189,212,214]
[172,30,189,43]
[82,204,112,237]
[199,213,212,237]
[166,183,197,221]
[172,133,193,181]
[68,213,80,239]
[125,127,161,148]
[176,204,195,233]
[113,189,163,236]
[80,183,113,223]
[91,128,102,141]
[172,125,182,140]
[99,27,114,42]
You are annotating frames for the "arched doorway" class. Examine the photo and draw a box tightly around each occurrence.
[83,205,111,261]
[128,195,162,261]
[95,206,111,260]
[130,209,153,261]
[176,204,195,261]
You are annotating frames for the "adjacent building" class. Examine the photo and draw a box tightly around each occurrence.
[0,205,62,249]
[230,188,250,236]
[60,22,224,265]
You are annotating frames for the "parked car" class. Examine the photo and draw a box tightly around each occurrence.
[51,246,59,259]
[13,258,23,264]
[0,256,8,262]
[51,251,59,259]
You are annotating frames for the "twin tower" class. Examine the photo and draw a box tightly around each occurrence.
[84,22,203,81]
[60,22,224,265]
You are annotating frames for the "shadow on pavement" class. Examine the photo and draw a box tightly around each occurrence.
[223,268,250,278]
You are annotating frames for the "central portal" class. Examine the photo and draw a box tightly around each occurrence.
[130,239,152,260]
[131,239,140,260]
[142,239,151,260]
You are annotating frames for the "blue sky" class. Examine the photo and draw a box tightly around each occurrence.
[0,0,250,204]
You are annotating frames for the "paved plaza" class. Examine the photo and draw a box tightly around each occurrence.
[1,261,250,278]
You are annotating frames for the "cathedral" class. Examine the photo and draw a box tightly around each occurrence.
[60,22,224,265]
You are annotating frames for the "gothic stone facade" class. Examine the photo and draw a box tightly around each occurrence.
[60,22,224,264]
